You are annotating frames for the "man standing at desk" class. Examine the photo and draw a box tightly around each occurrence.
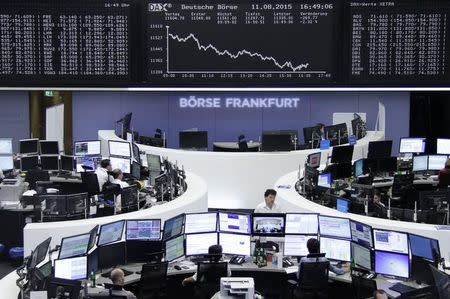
[254,189,283,213]
[95,159,113,191]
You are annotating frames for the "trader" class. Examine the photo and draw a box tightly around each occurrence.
[254,189,283,213]
[103,268,137,299]
[111,169,130,189]
[373,289,388,299]
[95,159,113,191]
[372,189,385,207]
[438,158,450,188]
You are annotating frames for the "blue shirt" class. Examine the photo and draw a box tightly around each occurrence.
[297,256,345,280]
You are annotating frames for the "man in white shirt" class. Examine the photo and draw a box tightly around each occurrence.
[111,169,130,212]
[95,159,113,191]
[254,189,283,213]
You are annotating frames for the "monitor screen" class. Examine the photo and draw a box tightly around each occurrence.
[413,155,428,172]
[184,213,217,234]
[126,219,161,241]
[185,232,217,256]
[350,221,373,248]
[377,157,398,173]
[60,155,74,172]
[163,214,184,241]
[336,198,349,213]
[331,145,354,164]
[97,242,126,270]
[317,173,332,188]
[39,141,59,155]
[409,234,440,261]
[319,215,351,239]
[179,131,208,149]
[75,156,101,173]
[0,156,13,170]
[33,237,52,267]
[284,235,316,257]
[109,140,131,158]
[19,139,39,155]
[354,159,363,177]
[307,152,321,168]
[400,138,426,153]
[0,138,13,154]
[88,225,98,251]
[131,161,141,179]
[252,214,285,236]
[374,250,409,279]
[352,242,372,271]
[109,156,131,174]
[59,233,91,260]
[165,235,185,262]
[373,229,409,254]
[20,155,39,171]
[54,256,87,280]
[437,138,450,155]
[74,140,101,156]
[40,155,59,171]
[219,233,251,256]
[97,220,125,246]
[285,214,318,234]
[132,143,141,164]
[428,155,447,171]
[367,140,392,158]
[218,212,251,235]
[320,237,351,262]
[147,154,162,173]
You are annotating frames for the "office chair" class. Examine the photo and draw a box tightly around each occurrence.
[154,128,163,139]
[139,261,168,299]
[195,261,228,299]
[399,286,437,299]
[287,259,330,299]
[351,274,377,299]
[120,185,139,212]
[238,135,248,152]
[80,172,100,197]
[25,169,50,190]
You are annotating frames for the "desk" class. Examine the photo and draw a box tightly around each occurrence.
[213,142,260,152]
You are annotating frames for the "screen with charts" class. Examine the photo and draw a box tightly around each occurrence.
[413,155,428,172]
[59,233,91,259]
[399,138,425,153]
[185,232,217,256]
[252,214,285,236]
[54,256,87,280]
[74,141,101,156]
[109,141,132,158]
[354,159,363,177]
[0,156,13,170]
[165,235,185,262]
[373,229,408,254]
[97,220,125,246]
[428,155,448,171]
[218,212,251,234]
[317,173,331,188]
[284,235,316,257]
[285,214,318,234]
[110,156,131,174]
[75,156,101,173]
[319,215,351,239]
[352,242,372,271]
[350,221,373,248]
[185,213,217,234]
[219,233,251,256]
[126,220,161,241]
[320,237,351,262]
[374,250,409,279]
[437,139,450,155]
[163,214,184,241]
[0,138,12,155]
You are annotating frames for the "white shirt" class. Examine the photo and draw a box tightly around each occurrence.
[0,169,4,179]
[95,168,113,191]
[112,178,130,189]
[254,201,283,213]
[111,179,130,212]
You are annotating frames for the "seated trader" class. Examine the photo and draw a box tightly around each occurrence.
[0,168,3,179]
[373,289,388,299]
[101,268,137,299]
[297,238,349,280]
[95,159,113,191]
[438,158,450,187]
[254,189,283,213]
[318,123,326,140]
[111,169,130,189]
[372,189,385,207]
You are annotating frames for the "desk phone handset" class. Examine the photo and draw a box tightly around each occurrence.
[364,273,376,279]
[229,256,245,264]
[282,258,294,267]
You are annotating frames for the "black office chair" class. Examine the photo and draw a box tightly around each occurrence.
[287,259,330,299]
[238,135,249,152]
[351,274,377,299]
[80,172,100,197]
[25,169,50,190]
[139,261,168,299]
[120,185,139,212]
[438,171,450,188]
[400,286,437,299]
[155,128,163,139]
[195,261,228,299]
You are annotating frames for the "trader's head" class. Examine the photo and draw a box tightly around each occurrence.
[373,289,388,299]
[264,189,277,209]
[112,169,123,181]
[373,189,381,204]
[306,238,320,254]
[208,244,223,262]
[317,123,325,134]
[110,268,125,286]
[101,159,112,171]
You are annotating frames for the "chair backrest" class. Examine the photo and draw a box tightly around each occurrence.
[197,261,228,284]
[121,185,138,208]
[400,285,437,299]
[140,261,168,294]
[81,172,100,196]
[351,274,377,299]
[438,171,450,188]
[238,140,249,152]
[298,259,330,291]
[25,169,50,190]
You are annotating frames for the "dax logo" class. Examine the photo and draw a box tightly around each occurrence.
[148,3,171,12]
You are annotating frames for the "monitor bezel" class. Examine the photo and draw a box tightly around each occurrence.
[108,140,132,158]
[97,220,125,247]
[39,140,59,155]
[408,233,441,262]
[251,213,286,237]
[54,255,88,281]
[374,250,410,279]
[164,234,185,262]
[184,212,218,234]
[125,218,162,241]
[58,232,91,260]
[19,138,39,155]
[184,232,218,257]
[162,214,185,241]
[318,214,351,239]
[40,155,60,171]
[218,232,251,256]
[20,155,39,171]
[73,140,101,157]
[372,228,409,255]
[399,137,426,154]
[349,220,373,249]
[218,211,251,235]
[284,213,319,235]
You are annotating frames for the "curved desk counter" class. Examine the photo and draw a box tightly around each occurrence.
[23,172,208,256]
[275,171,450,262]
[99,130,384,209]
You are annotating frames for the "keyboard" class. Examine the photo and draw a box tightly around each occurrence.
[389,283,416,294]
[373,178,391,183]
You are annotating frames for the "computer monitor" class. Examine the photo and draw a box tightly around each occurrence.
[331,145,354,164]
[303,125,321,145]
[377,157,397,173]
[185,232,217,256]
[60,155,74,172]
[412,155,427,172]
[54,256,88,280]
[47,277,82,299]
[284,235,317,257]
[307,152,321,168]
[409,234,440,262]
[352,242,372,271]
[66,193,87,216]
[285,213,318,235]
[354,159,363,177]
[20,155,39,171]
[20,138,39,155]
[219,233,251,256]
[437,138,450,155]
[32,237,52,268]
[428,155,448,171]
[218,212,251,234]
[0,156,13,170]
[325,123,348,146]
[367,140,393,158]
[304,165,319,186]
[108,140,131,158]
[362,158,378,174]
[0,138,13,154]
[179,131,208,149]
[88,225,99,251]
[43,194,67,216]
[126,219,161,241]
[59,233,91,259]
[261,133,292,152]
[74,140,101,156]
[40,155,59,171]
[132,143,141,164]
[97,220,125,247]
[131,161,141,180]
[185,212,217,234]
[39,140,59,155]
[75,156,101,173]
[317,173,332,188]
[109,156,131,174]
[374,250,409,279]
[336,198,349,213]
[318,215,351,239]
[399,137,426,153]
[165,235,185,262]
[147,154,162,173]
[163,214,184,241]
[373,229,409,254]
[320,237,351,262]
[97,242,126,270]
[350,221,373,248]
[252,213,285,236]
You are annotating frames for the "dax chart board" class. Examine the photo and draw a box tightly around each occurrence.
[145,1,339,87]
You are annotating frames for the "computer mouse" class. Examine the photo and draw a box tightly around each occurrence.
[174,265,182,270]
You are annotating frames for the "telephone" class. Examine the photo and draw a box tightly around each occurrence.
[282,258,294,267]
[229,256,246,265]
